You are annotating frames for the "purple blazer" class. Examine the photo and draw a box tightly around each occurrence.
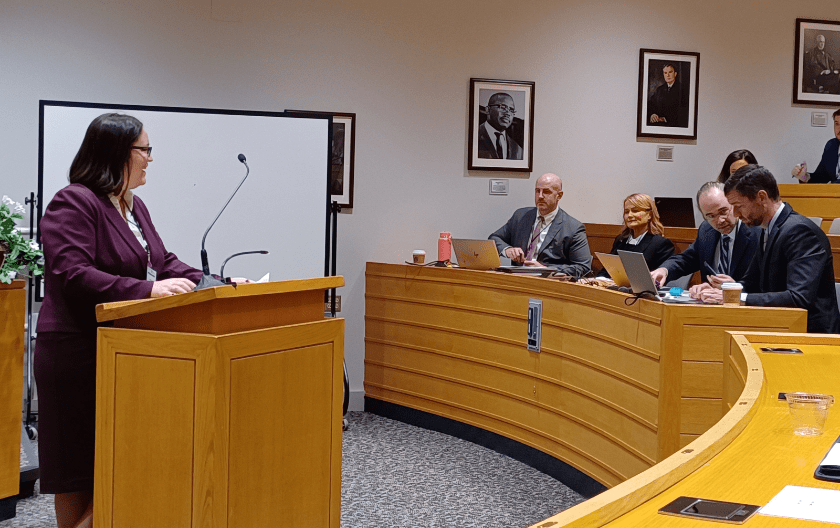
[37,183,202,335]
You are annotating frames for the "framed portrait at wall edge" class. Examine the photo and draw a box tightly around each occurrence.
[793,18,840,105]
[285,109,356,209]
[636,49,700,140]
[468,78,534,172]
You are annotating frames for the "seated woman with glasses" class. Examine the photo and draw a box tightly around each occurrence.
[597,193,675,278]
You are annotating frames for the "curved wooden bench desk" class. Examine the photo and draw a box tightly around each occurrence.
[539,332,840,527]
[364,263,806,493]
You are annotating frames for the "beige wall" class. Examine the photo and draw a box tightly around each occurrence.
[1,0,837,404]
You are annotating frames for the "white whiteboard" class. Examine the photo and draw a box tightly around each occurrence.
[39,102,331,283]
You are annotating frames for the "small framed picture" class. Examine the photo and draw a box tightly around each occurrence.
[285,109,356,209]
[468,78,534,172]
[637,49,700,140]
[793,18,840,106]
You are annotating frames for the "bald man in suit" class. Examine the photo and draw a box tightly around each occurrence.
[489,173,591,278]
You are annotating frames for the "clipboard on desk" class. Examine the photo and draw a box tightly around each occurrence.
[815,433,840,482]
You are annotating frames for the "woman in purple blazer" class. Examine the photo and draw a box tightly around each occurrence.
[34,114,203,528]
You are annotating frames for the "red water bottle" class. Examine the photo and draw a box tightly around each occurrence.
[438,232,452,263]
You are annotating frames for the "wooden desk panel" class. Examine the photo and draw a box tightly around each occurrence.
[364,263,806,490]
[778,183,840,232]
[0,281,25,503]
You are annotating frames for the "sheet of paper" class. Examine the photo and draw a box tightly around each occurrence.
[760,485,840,524]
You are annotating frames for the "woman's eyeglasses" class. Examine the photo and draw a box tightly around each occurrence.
[131,146,153,156]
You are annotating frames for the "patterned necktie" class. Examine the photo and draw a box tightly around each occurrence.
[719,235,730,276]
[495,132,504,159]
[525,216,545,260]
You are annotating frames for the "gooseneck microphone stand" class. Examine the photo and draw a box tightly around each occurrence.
[195,154,250,291]
[220,250,269,281]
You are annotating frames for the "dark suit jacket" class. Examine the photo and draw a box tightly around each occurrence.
[37,183,203,335]
[598,233,674,278]
[740,204,840,334]
[477,124,523,160]
[807,137,840,184]
[647,81,689,128]
[661,221,760,283]
[489,206,592,278]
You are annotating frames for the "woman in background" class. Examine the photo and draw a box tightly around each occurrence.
[34,113,202,528]
[599,193,674,277]
[717,149,758,183]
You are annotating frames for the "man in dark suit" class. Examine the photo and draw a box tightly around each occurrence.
[489,173,591,278]
[477,92,523,160]
[792,108,840,183]
[647,63,689,128]
[650,181,760,288]
[697,165,840,334]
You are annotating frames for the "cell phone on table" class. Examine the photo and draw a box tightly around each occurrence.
[760,347,803,354]
[659,496,759,524]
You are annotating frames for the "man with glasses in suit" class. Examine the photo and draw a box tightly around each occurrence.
[478,92,523,160]
[650,181,760,291]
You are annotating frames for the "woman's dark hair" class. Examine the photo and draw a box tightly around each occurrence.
[724,164,780,202]
[717,149,758,184]
[69,113,143,196]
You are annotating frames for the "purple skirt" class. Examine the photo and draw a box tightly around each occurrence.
[33,331,97,494]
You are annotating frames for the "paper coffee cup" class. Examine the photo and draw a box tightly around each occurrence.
[412,250,426,264]
[721,282,742,306]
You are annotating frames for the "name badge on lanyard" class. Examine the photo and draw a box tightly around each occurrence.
[144,248,157,281]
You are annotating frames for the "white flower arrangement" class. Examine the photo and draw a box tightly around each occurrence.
[1,195,43,283]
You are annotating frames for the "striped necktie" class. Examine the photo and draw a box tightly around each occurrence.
[719,235,730,276]
[525,216,545,260]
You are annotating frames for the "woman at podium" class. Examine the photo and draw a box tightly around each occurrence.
[34,113,203,528]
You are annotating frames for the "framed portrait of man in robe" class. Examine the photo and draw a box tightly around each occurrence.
[794,18,840,105]
[637,49,700,140]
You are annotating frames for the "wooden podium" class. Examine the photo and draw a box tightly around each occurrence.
[93,277,344,528]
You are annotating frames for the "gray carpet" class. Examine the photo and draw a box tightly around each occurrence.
[2,412,583,527]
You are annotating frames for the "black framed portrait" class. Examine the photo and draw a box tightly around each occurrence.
[637,49,700,140]
[468,78,535,171]
[285,109,356,209]
[794,18,840,105]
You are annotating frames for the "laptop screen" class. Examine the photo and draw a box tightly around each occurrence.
[655,197,696,228]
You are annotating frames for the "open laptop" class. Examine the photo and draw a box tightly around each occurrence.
[594,252,631,288]
[451,239,501,270]
[617,250,701,303]
[450,239,554,275]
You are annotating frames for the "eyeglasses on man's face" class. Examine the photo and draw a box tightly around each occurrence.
[131,146,153,156]
[488,104,515,115]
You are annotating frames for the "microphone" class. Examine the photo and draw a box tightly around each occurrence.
[220,250,269,280]
[194,154,250,291]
